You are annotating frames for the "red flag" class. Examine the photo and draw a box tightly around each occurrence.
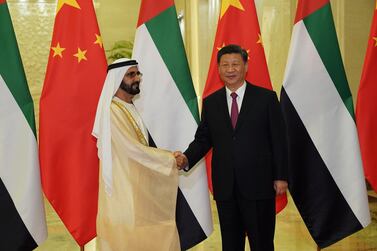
[356,2,377,193]
[39,0,107,246]
[204,0,287,212]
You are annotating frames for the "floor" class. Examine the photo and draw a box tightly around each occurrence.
[36,192,377,251]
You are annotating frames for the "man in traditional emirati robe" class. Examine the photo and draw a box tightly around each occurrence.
[92,58,180,251]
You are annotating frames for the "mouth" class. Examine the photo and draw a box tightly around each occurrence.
[225,75,237,80]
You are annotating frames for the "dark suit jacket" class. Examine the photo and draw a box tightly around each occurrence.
[185,82,288,201]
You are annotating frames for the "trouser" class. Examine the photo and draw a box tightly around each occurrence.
[216,191,275,251]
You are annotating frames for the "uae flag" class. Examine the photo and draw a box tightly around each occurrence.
[132,0,213,249]
[0,0,47,249]
[39,0,107,246]
[280,0,371,248]
[203,0,287,212]
[356,1,377,193]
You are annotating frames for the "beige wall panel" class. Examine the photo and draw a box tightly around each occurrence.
[96,0,140,60]
[8,0,55,129]
[343,0,374,104]
[187,0,220,99]
[258,0,293,95]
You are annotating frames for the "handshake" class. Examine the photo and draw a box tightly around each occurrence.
[173,151,188,170]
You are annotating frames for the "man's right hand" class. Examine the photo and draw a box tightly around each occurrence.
[173,151,188,170]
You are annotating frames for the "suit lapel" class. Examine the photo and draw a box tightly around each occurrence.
[217,88,234,133]
[235,83,255,132]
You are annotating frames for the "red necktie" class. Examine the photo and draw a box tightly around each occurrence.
[230,92,238,128]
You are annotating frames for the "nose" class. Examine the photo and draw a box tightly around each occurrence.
[226,65,236,72]
[135,75,141,80]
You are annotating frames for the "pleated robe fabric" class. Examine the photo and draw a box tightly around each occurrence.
[97,102,180,251]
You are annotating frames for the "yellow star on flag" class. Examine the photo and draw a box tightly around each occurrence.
[74,48,87,63]
[217,43,226,51]
[373,37,377,47]
[220,0,245,19]
[257,33,263,47]
[56,0,81,14]
[51,42,65,58]
[94,34,103,48]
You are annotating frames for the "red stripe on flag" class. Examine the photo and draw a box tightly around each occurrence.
[0,0,6,4]
[356,7,377,193]
[137,0,173,27]
[294,0,329,24]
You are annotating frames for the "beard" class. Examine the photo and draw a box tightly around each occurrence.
[120,80,140,95]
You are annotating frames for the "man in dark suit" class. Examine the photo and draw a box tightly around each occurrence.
[174,44,288,251]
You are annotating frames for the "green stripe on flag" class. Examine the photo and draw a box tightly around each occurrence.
[0,3,36,135]
[303,3,355,118]
[145,6,199,123]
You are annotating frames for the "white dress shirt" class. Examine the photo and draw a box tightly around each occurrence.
[225,81,246,115]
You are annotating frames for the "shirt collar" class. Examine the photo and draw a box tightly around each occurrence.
[225,81,246,99]
[113,96,133,107]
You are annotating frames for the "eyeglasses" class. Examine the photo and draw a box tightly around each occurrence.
[125,71,143,78]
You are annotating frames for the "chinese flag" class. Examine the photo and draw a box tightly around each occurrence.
[39,0,107,246]
[356,1,377,193]
[203,0,287,213]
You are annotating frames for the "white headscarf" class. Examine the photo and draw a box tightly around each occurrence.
[92,58,138,195]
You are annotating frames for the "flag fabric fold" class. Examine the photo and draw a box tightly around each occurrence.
[0,0,47,249]
[39,0,107,246]
[132,0,213,249]
[203,0,287,213]
[280,0,371,248]
[356,1,377,193]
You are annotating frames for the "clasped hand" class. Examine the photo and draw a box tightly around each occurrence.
[274,180,288,195]
[173,151,188,170]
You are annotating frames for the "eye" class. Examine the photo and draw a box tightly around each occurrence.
[126,71,143,78]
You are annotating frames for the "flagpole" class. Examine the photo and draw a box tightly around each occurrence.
[83,238,96,251]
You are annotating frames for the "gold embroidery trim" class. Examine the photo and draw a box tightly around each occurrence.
[112,100,148,146]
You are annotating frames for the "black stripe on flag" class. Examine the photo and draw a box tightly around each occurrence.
[0,178,37,251]
[280,88,363,248]
[176,188,206,250]
[148,133,206,250]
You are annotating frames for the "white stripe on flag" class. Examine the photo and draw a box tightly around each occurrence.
[0,75,47,244]
[133,25,213,236]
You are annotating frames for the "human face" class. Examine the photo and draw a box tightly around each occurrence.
[120,66,142,95]
[218,53,248,90]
